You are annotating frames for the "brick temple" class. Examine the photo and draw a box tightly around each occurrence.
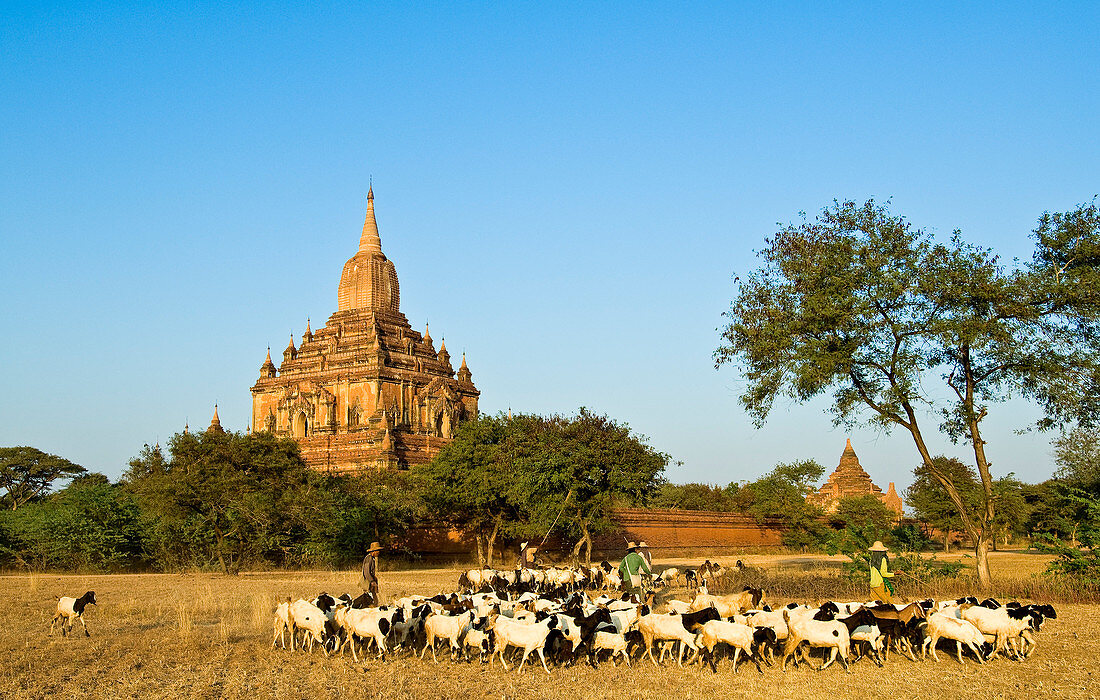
[250,188,479,472]
[806,439,904,517]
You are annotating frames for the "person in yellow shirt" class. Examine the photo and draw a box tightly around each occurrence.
[869,540,895,603]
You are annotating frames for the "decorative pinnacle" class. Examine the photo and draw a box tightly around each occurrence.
[359,186,381,253]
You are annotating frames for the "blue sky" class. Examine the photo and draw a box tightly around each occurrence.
[2,2,1097,494]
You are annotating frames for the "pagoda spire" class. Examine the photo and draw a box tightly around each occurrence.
[358,186,382,254]
[207,404,224,434]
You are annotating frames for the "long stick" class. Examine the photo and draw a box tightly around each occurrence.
[540,489,573,547]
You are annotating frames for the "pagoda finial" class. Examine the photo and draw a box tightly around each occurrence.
[846,438,852,450]
[207,404,224,434]
[358,186,382,254]
[460,352,468,370]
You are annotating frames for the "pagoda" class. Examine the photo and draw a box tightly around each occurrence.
[806,439,904,517]
[250,188,480,472]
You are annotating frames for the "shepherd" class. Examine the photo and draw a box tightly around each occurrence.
[518,541,538,569]
[359,540,383,603]
[869,540,895,603]
[617,541,652,597]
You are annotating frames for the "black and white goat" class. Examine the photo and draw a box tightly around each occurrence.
[51,591,97,637]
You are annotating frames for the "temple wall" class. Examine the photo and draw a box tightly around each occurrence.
[398,507,788,561]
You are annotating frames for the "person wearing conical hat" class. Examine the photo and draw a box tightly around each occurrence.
[868,541,895,603]
[359,541,383,603]
[617,541,652,597]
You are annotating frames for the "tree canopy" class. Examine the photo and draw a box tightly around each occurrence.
[0,446,86,510]
[716,198,1100,587]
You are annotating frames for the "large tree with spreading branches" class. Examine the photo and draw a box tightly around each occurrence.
[715,199,1100,588]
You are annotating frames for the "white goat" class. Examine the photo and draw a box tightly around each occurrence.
[959,604,1031,660]
[698,620,767,673]
[490,614,557,674]
[636,613,700,667]
[921,612,986,664]
[335,606,398,661]
[271,598,293,649]
[593,630,631,665]
[289,599,328,654]
[420,610,474,662]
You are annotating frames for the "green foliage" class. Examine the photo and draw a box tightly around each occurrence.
[0,474,144,571]
[123,430,321,573]
[737,460,828,549]
[0,446,86,510]
[417,408,669,565]
[651,483,738,511]
[715,198,1100,585]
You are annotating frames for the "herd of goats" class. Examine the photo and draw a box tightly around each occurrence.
[50,561,1059,674]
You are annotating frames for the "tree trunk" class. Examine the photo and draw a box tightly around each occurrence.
[474,534,486,568]
[571,518,593,567]
[975,535,992,590]
[486,516,501,568]
[943,531,950,554]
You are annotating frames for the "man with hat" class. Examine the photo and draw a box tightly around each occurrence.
[617,541,652,597]
[868,540,895,603]
[518,541,538,569]
[360,541,383,603]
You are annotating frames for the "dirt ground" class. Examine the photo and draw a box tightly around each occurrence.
[2,552,1096,699]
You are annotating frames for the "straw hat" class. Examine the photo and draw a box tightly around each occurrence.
[626,541,638,550]
[638,541,649,548]
[869,541,888,552]
[520,542,529,549]
[366,541,384,554]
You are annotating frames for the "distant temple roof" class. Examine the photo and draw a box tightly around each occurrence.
[806,439,903,516]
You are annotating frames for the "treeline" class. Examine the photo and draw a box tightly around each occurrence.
[0,408,667,573]
[2,416,1097,581]
[653,428,1100,583]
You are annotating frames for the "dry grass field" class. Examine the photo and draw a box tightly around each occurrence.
[3,551,1097,699]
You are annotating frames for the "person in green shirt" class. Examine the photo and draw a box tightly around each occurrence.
[869,540,895,603]
[618,541,652,596]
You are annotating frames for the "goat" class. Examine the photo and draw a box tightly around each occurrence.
[336,605,403,662]
[959,604,1033,661]
[690,587,764,617]
[462,615,493,662]
[635,608,716,667]
[780,608,850,672]
[698,620,773,673]
[51,591,97,637]
[271,597,293,649]
[420,610,474,662]
[921,612,986,664]
[490,613,559,674]
[289,599,329,654]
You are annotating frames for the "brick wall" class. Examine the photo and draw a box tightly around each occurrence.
[399,507,787,562]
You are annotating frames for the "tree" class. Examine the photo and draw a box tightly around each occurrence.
[514,409,669,566]
[414,414,520,567]
[652,483,738,511]
[716,199,1100,588]
[123,430,315,573]
[0,447,86,510]
[739,460,827,550]
[905,456,978,552]
[0,473,144,571]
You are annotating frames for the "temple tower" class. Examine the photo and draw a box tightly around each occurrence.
[250,189,480,471]
[806,439,904,517]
